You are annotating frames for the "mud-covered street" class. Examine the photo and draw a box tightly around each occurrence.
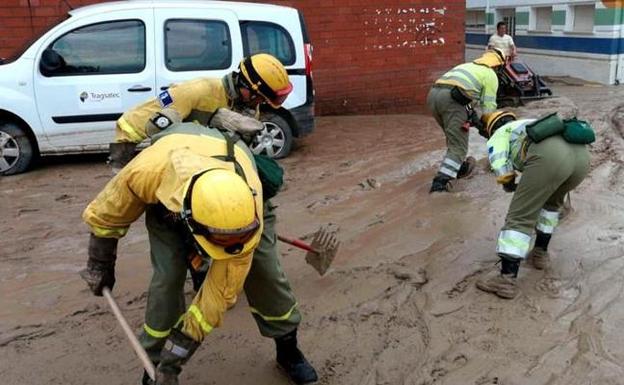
[3,83,624,385]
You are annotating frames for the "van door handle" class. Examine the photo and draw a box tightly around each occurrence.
[127,85,152,92]
[160,86,169,91]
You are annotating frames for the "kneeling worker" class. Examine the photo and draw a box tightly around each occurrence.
[80,110,317,384]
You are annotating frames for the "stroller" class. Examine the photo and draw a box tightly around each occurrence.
[497,60,552,107]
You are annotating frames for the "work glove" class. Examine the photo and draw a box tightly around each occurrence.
[502,180,518,193]
[108,142,138,174]
[79,234,118,296]
[208,108,263,135]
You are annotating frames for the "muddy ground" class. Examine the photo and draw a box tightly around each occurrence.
[3,83,624,385]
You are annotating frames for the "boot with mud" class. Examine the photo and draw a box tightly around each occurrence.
[429,173,454,193]
[530,230,552,270]
[275,329,318,384]
[476,256,520,299]
[456,156,476,179]
[152,329,200,385]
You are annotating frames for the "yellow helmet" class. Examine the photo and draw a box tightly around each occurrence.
[182,168,261,260]
[473,48,506,68]
[238,53,293,108]
[482,110,517,138]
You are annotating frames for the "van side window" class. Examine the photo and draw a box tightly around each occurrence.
[164,19,232,71]
[241,21,295,66]
[40,20,145,77]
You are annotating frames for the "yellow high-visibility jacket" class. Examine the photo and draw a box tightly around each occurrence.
[435,62,499,113]
[84,123,263,342]
[115,77,230,143]
[487,119,534,184]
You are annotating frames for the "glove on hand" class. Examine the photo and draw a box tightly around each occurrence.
[80,234,118,296]
[209,108,263,135]
[502,180,518,193]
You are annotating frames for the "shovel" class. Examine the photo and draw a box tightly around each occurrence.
[102,288,156,381]
[277,227,340,275]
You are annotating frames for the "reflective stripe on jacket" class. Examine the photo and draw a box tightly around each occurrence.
[435,62,499,113]
[115,77,230,143]
[486,119,534,183]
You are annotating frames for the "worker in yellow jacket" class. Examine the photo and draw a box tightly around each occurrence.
[109,53,293,172]
[80,113,317,385]
[426,49,505,192]
[475,111,591,299]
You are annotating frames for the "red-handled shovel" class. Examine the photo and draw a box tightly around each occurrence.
[277,227,339,276]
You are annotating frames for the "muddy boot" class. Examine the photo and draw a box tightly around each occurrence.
[531,230,552,270]
[530,247,550,270]
[275,329,318,384]
[154,329,200,385]
[476,256,520,299]
[429,173,453,193]
[456,156,476,179]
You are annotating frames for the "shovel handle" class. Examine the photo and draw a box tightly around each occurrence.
[103,288,156,381]
[277,235,318,253]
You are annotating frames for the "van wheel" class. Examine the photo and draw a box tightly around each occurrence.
[251,114,293,159]
[0,122,34,176]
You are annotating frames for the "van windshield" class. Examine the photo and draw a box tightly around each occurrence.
[0,14,71,65]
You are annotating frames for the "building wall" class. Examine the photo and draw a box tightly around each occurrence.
[466,1,624,85]
[0,0,466,115]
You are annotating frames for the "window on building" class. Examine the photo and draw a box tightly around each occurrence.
[572,4,595,33]
[241,21,295,65]
[41,20,145,76]
[164,19,232,71]
[533,7,552,32]
[465,10,486,29]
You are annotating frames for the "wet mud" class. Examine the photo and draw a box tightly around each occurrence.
[2,83,624,385]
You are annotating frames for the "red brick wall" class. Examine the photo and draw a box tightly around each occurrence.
[0,0,465,115]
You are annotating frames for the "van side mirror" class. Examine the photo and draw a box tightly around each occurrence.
[40,48,66,76]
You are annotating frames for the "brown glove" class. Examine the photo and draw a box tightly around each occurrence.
[79,234,118,296]
[108,142,137,174]
[208,108,263,135]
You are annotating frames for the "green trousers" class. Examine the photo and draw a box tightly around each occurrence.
[496,135,590,259]
[138,201,301,362]
[426,86,469,178]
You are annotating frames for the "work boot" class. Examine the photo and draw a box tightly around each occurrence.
[530,247,550,270]
[275,329,318,384]
[154,329,200,385]
[456,156,476,179]
[429,173,453,193]
[475,271,519,299]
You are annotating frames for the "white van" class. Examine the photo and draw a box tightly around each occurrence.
[0,0,314,175]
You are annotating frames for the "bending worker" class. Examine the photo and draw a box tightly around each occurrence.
[475,111,591,299]
[426,48,505,192]
[109,53,293,172]
[80,110,317,384]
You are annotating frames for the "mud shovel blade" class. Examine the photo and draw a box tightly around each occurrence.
[304,227,340,275]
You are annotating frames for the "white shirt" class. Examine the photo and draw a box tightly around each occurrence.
[488,34,515,58]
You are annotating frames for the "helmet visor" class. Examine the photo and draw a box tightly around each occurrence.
[191,217,260,248]
[267,82,293,107]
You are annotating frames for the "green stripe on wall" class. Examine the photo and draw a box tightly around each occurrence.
[552,10,566,26]
[595,8,624,26]
[486,13,494,25]
[516,11,529,25]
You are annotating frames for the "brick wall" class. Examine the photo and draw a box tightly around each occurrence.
[0,0,465,115]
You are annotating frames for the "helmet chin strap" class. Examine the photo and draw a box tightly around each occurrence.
[222,72,241,107]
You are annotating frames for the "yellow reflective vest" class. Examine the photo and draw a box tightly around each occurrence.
[84,123,263,341]
[487,119,534,184]
[115,77,230,143]
[435,62,499,113]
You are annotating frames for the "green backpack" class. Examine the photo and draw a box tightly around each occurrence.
[253,154,284,200]
[562,118,596,144]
